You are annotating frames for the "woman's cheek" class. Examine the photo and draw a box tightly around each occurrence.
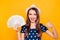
[34,16,37,20]
[29,15,31,20]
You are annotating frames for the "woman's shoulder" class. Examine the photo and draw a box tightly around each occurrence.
[21,24,27,28]
[40,23,46,27]
[39,23,48,32]
[20,24,27,33]
[40,23,43,26]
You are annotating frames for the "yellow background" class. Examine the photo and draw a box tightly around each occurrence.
[0,0,60,40]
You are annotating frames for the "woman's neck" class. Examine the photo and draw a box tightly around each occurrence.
[30,22,36,29]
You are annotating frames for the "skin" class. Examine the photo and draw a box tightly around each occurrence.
[14,9,58,40]
[28,10,37,29]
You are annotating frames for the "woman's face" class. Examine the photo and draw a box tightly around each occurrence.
[29,9,37,23]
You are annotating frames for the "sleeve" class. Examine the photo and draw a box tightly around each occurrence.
[20,25,27,33]
[40,23,48,32]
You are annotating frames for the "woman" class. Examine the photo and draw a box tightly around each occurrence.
[14,7,58,40]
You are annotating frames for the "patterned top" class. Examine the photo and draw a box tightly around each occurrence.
[20,23,48,40]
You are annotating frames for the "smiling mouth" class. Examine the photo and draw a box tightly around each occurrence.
[31,18,35,20]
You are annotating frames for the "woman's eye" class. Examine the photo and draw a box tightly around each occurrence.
[34,14,36,15]
[29,14,32,15]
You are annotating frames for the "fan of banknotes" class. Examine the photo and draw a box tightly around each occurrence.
[7,15,25,28]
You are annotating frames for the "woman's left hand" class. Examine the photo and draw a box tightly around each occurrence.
[46,21,58,39]
[46,21,54,28]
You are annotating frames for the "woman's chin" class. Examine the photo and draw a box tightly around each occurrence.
[31,21,35,23]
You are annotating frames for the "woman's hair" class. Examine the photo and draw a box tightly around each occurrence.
[25,7,42,37]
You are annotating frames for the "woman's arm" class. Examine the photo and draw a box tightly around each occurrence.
[16,31,24,40]
[14,24,24,40]
[21,33,24,40]
[17,31,21,40]
[45,22,58,39]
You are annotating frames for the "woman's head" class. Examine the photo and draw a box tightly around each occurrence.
[26,7,42,37]
[27,7,39,23]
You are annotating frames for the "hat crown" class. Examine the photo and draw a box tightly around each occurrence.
[26,4,40,14]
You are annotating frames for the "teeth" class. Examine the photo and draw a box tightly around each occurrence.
[32,18,34,19]
[31,18,34,19]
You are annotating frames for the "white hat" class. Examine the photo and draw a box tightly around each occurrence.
[26,4,40,14]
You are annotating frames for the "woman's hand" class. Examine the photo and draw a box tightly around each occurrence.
[45,21,58,39]
[13,24,22,40]
[13,24,19,32]
[46,21,54,28]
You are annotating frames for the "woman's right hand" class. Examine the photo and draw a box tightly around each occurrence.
[13,24,21,40]
[13,24,19,32]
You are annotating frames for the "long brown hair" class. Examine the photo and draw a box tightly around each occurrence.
[25,7,42,37]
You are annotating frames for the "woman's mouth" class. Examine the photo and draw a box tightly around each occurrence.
[31,18,35,20]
